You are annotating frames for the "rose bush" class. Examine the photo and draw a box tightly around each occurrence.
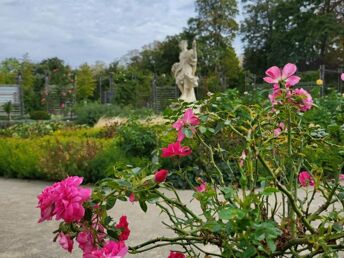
[38,64,344,257]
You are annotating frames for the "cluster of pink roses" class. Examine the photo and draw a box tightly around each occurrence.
[264,63,313,112]
[161,108,199,158]
[37,176,130,258]
[37,176,92,223]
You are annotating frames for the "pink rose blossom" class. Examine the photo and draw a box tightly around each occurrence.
[161,142,192,158]
[298,171,315,187]
[77,231,95,253]
[196,180,207,192]
[58,232,74,253]
[154,169,169,183]
[129,193,136,203]
[115,216,130,241]
[339,174,344,181]
[274,122,286,137]
[84,241,128,258]
[289,88,313,112]
[37,182,59,222]
[239,150,247,168]
[264,63,301,87]
[341,73,344,81]
[274,128,282,137]
[37,176,91,223]
[168,251,186,258]
[172,108,200,142]
[54,177,92,222]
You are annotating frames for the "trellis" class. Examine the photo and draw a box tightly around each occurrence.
[0,85,23,118]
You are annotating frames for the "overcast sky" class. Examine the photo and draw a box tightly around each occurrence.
[0,0,243,67]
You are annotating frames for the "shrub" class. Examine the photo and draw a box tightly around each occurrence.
[39,137,105,182]
[117,121,157,157]
[30,110,51,120]
[0,138,43,178]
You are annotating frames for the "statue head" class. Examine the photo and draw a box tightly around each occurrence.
[179,40,188,51]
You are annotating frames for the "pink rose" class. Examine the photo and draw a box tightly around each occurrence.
[264,63,300,87]
[54,177,92,222]
[84,241,128,258]
[196,180,207,193]
[129,193,136,203]
[239,150,247,168]
[154,169,169,183]
[58,232,73,253]
[77,231,95,253]
[115,216,130,241]
[172,108,200,142]
[168,251,186,258]
[341,73,344,81]
[298,171,315,187]
[289,88,313,112]
[161,142,192,158]
[37,176,92,223]
[339,174,344,181]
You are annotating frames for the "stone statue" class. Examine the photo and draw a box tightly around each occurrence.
[172,40,198,102]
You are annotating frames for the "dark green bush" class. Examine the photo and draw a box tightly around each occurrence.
[30,110,51,120]
[117,121,157,157]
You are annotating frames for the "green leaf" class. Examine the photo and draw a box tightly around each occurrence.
[107,229,119,239]
[183,128,193,138]
[243,246,257,257]
[131,167,141,174]
[262,187,279,196]
[106,196,116,210]
[199,126,207,134]
[139,200,148,213]
[219,207,246,221]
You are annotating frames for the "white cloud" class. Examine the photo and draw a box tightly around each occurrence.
[0,0,243,67]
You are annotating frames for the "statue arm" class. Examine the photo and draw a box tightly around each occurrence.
[192,40,197,60]
[191,40,197,74]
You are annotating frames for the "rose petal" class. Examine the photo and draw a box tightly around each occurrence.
[265,66,281,80]
[282,63,297,79]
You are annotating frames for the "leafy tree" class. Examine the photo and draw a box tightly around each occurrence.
[0,58,21,84]
[241,0,344,75]
[2,101,13,121]
[187,0,241,89]
[76,63,96,101]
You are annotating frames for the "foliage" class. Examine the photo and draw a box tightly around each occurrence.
[117,121,158,157]
[29,110,51,120]
[76,63,96,101]
[39,138,105,182]
[2,101,13,121]
[241,0,344,75]
[0,138,43,178]
[0,121,82,138]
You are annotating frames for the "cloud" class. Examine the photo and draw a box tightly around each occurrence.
[0,0,242,67]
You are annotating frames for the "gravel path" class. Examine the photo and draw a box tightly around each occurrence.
[0,178,196,258]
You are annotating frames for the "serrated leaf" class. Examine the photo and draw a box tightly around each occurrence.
[139,200,148,213]
[106,196,116,210]
[262,187,279,196]
[199,126,207,134]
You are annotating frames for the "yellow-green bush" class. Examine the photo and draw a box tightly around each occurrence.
[0,138,44,178]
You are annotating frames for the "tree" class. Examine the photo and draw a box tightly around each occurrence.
[76,63,96,101]
[0,58,21,84]
[2,101,13,121]
[187,0,241,89]
[241,0,344,75]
